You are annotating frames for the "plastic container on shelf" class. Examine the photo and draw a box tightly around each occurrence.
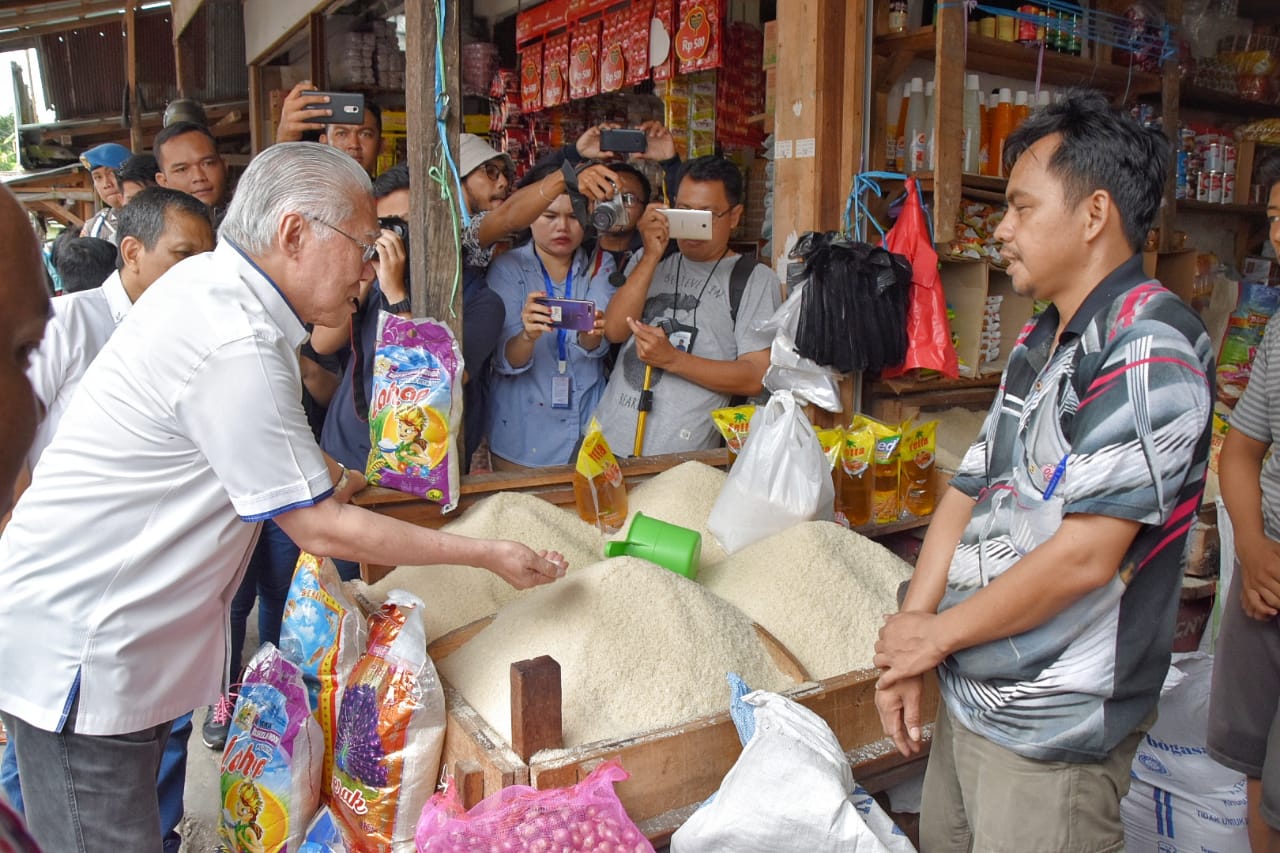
[905,76,928,173]
[924,80,937,170]
[988,88,1014,177]
[1012,89,1030,130]
[963,74,983,174]
[981,90,1000,176]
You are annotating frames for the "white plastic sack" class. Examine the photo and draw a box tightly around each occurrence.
[708,391,835,554]
[1121,652,1249,852]
[758,281,843,413]
[671,687,914,853]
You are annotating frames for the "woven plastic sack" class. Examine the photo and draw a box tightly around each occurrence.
[279,552,368,787]
[218,643,325,853]
[880,176,959,379]
[330,591,446,852]
[415,760,654,853]
[364,312,464,511]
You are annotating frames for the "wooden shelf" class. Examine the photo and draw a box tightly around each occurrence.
[1177,199,1267,217]
[868,373,1002,396]
[1167,84,1280,119]
[874,27,1162,99]
[911,171,1008,204]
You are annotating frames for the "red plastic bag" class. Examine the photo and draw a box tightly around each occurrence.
[880,177,959,379]
[415,760,654,853]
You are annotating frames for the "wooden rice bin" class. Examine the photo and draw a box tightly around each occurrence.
[354,449,939,842]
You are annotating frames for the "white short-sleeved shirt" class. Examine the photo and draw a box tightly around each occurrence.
[0,241,332,736]
[26,270,133,469]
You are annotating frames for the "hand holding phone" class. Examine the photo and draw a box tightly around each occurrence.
[599,128,648,155]
[658,208,713,240]
[301,91,365,125]
[535,297,597,332]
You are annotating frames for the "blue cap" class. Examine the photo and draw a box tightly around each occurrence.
[80,143,131,171]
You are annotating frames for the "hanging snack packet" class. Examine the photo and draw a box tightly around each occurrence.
[331,591,447,853]
[574,418,629,533]
[711,404,757,466]
[365,312,463,512]
[838,418,875,528]
[869,418,904,525]
[219,644,324,853]
[279,553,369,787]
[899,420,938,519]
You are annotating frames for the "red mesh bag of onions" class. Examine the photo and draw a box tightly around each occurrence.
[415,760,654,853]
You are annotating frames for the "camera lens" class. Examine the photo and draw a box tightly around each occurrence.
[590,197,628,233]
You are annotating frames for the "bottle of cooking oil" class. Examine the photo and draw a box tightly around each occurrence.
[574,420,628,533]
[870,418,903,524]
[899,420,938,518]
[840,418,875,527]
[816,427,845,520]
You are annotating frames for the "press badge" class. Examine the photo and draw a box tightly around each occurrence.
[551,374,572,408]
[667,321,699,354]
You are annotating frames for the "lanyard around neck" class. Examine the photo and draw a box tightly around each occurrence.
[534,248,573,370]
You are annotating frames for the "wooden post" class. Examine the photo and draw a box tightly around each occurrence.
[510,656,563,762]
[932,0,965,244]
[309,13,326,88]
[174,27,198,99]
[248,63,264,155]
[124,3,142,152]
[407,0,464,329]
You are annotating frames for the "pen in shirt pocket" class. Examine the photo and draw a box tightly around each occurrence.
[1043,453,1069,500]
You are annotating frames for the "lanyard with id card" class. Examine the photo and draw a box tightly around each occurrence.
[537,253,574,410]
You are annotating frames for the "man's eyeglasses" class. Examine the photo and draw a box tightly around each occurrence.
[307,215,378,263]
[480,161,512,183]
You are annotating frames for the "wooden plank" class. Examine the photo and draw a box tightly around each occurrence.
[510,656,564,762]
[455,760,486,810]
[308,13,325,88]
[932,0,964,245]
[170,0,203,39]
[439,683,529,793]
[124,3,142,154]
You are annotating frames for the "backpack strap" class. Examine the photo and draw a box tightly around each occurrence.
[728,253,764,326]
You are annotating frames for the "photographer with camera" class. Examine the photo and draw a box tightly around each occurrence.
[486,160,616,470]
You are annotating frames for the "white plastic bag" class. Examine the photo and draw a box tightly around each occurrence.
[708,390,835,554]
[671,679,914,853]
[757,281,843,413]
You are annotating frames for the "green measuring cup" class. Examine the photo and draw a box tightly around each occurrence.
[603,512,702,580]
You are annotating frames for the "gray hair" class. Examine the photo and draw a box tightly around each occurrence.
[219,142,372,254]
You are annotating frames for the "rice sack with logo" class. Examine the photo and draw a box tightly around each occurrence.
[364,313,463,511]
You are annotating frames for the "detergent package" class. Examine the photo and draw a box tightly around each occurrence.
[330,591,446,852]
[279,553,368,787]
[219,644,324,852]
[365,312,463,511]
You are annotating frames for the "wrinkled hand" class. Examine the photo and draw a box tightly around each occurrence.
[334,469,366,504]
[576,164,622,202]
[276,82,330,142]
[875,674,925,757]
[575,123,620,161]
[487,541,568,589]
[873,611,947,689]
[520,290,553,341]
[636,120,677,161]
[627,317,679,370]
[373,228,407,306]
[636,203,671,256]
[1236,534,1280,620]
[578,309,607,350]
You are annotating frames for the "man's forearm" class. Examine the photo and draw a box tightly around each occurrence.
[276,498,499,569]
[1219,430,1269,547]
[900,485,975,613]
[604,255,659,342]
[665,349,765,396]
[933,512,1140,655]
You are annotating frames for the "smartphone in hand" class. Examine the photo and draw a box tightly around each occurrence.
[658,208,713,240]
[599,128,648,154]
[301,91,366,125]
[535,297,597,332]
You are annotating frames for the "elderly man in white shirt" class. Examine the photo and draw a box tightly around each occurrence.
[0,142,568,853]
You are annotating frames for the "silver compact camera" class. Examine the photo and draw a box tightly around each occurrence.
[590,194,630,233]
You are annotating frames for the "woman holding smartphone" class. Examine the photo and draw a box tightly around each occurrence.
[486,161,618,469]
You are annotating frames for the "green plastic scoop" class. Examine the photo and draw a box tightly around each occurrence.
[603,512,702,580]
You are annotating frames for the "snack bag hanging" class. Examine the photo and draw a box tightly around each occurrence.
[881,176,960,378]
[574,418,629,533]
[330,591,446,852]
[364,312,463,512]
[219,644,324,853]
[279,553,369,788]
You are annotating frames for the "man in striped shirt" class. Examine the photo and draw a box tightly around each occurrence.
[873,90,1214,851]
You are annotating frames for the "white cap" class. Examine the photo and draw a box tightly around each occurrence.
[999,87,1012,103]
[990,92,1000,108]
[1014,90,1029,106]
[910,77,924,93]
[926,80,935,96]
[1036,90,1052,107]
[966,73,980,90]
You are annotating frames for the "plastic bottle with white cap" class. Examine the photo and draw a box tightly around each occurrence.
[963,74,983,174]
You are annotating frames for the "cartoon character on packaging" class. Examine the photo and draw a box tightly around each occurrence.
[220,779,266,853]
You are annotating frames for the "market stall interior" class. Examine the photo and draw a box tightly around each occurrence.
[0,0,1277,848]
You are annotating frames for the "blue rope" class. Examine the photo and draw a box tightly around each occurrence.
[844,170,906,242]
[431,0,465,316]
